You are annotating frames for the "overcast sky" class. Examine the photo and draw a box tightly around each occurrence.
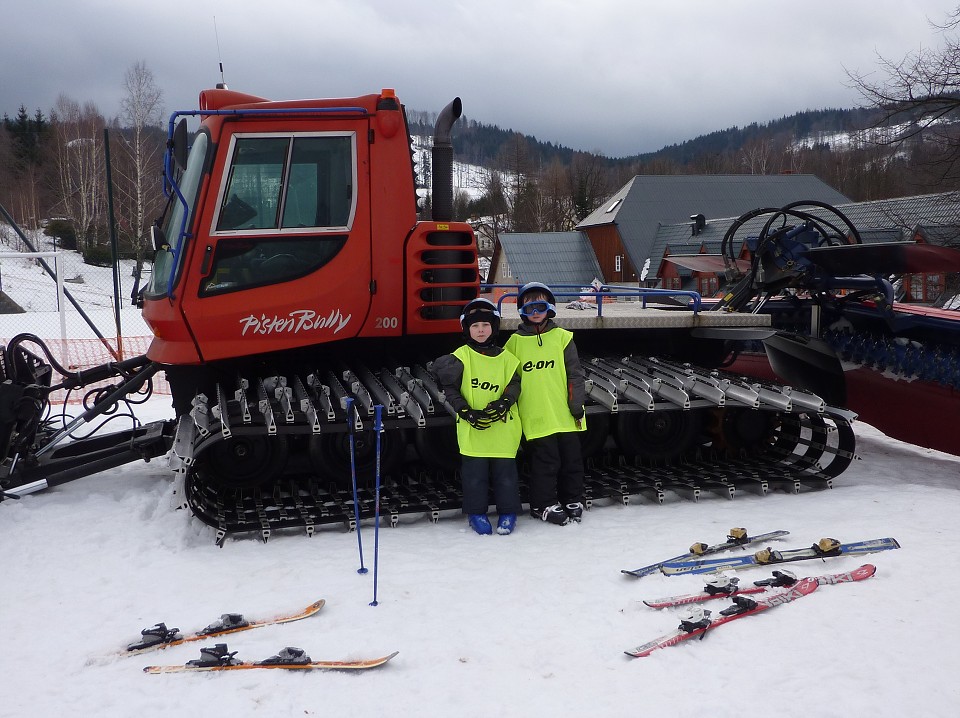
[2,0,957,157]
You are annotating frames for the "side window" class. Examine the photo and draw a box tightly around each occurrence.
[215,134,354,232]
[204,132,356,296]
[282,136,353,228]
[200,235,348,296]
[216,137,288,231]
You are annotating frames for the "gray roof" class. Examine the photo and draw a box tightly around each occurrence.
[915,223,960,246]
[856,228,904,244]
[577,175,851,275]
[498,231,604,286]
[648,192,960,277]
[840,192,960,230]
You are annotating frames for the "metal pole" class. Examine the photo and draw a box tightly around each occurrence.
[346,397,368,575]
[0,202,119,360]
[103,128,123,357]
[55,252,68,366]
[369,404,383,607]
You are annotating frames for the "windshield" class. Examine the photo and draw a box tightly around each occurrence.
[146,131,209,298]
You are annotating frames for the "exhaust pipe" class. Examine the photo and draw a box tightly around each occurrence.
[431,97,462,222]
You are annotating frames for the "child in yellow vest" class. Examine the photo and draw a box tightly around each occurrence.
[504,282,586,526]
[433,298,523,535]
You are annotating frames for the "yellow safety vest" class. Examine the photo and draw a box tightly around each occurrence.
[452,345,523,458]
[504,328,586,440]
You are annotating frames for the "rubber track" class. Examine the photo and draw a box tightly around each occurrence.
[172,361,856,543]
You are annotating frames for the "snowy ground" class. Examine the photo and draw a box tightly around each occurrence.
[1,399,958,718]
[3,230,959,717]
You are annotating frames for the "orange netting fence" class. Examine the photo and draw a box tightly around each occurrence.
[1,335,171,405]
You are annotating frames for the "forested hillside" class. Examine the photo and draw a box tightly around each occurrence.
[4,73,960,266]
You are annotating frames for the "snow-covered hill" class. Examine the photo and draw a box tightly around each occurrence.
[412,134,497,202]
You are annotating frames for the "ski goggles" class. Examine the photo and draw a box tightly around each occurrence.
[519,300,554,317]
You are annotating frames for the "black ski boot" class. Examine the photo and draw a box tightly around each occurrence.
[258,647,312,665]
[187,643,240,667]
[200,613,249,635]
[127,622,182,651]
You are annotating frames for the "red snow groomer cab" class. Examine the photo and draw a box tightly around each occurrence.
[0,87,857,542]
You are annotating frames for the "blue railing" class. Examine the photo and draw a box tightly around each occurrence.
[484,283,702,317]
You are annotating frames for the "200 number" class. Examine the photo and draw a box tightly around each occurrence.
[375,316,399,329]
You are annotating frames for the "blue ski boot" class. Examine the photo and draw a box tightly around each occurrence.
[496,514,517,535]
[468,514,493,535]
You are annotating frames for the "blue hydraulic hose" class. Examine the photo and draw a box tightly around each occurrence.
[346,397,367,574]
[370,404,383,606]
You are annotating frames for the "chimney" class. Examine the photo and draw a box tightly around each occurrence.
[690,214,706,236]
[431,97,462,222]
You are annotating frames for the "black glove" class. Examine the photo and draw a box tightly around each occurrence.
[483,398,513,422]
[571,406,585,421]
[458,407,491,429]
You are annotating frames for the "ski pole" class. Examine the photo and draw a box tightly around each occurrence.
[346,397,367,575]
[370,404,383,606]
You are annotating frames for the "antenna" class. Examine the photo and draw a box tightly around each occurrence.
[213,16,227,89]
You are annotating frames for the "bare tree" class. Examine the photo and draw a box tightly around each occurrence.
[116,61,165,278]
[567,151,607,221]
[740,137,773,175]
[848,6,960,187]
[539,158,574,231]
[474,171,510,256]
[52,95,106,251]
[496,133,537,230]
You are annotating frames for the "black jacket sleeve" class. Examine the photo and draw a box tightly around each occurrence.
[432,353,469,412]
[563,337,586,417]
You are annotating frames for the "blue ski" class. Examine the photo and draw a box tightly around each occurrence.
[659,537,900,576]
[621,529,790,578]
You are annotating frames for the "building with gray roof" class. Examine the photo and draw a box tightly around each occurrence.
[488,231,604,289]
[576,175,851,284]
[485,178,960,305]
[648,191,960,283]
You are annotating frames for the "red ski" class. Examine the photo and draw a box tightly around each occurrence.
[626,564,876,658]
